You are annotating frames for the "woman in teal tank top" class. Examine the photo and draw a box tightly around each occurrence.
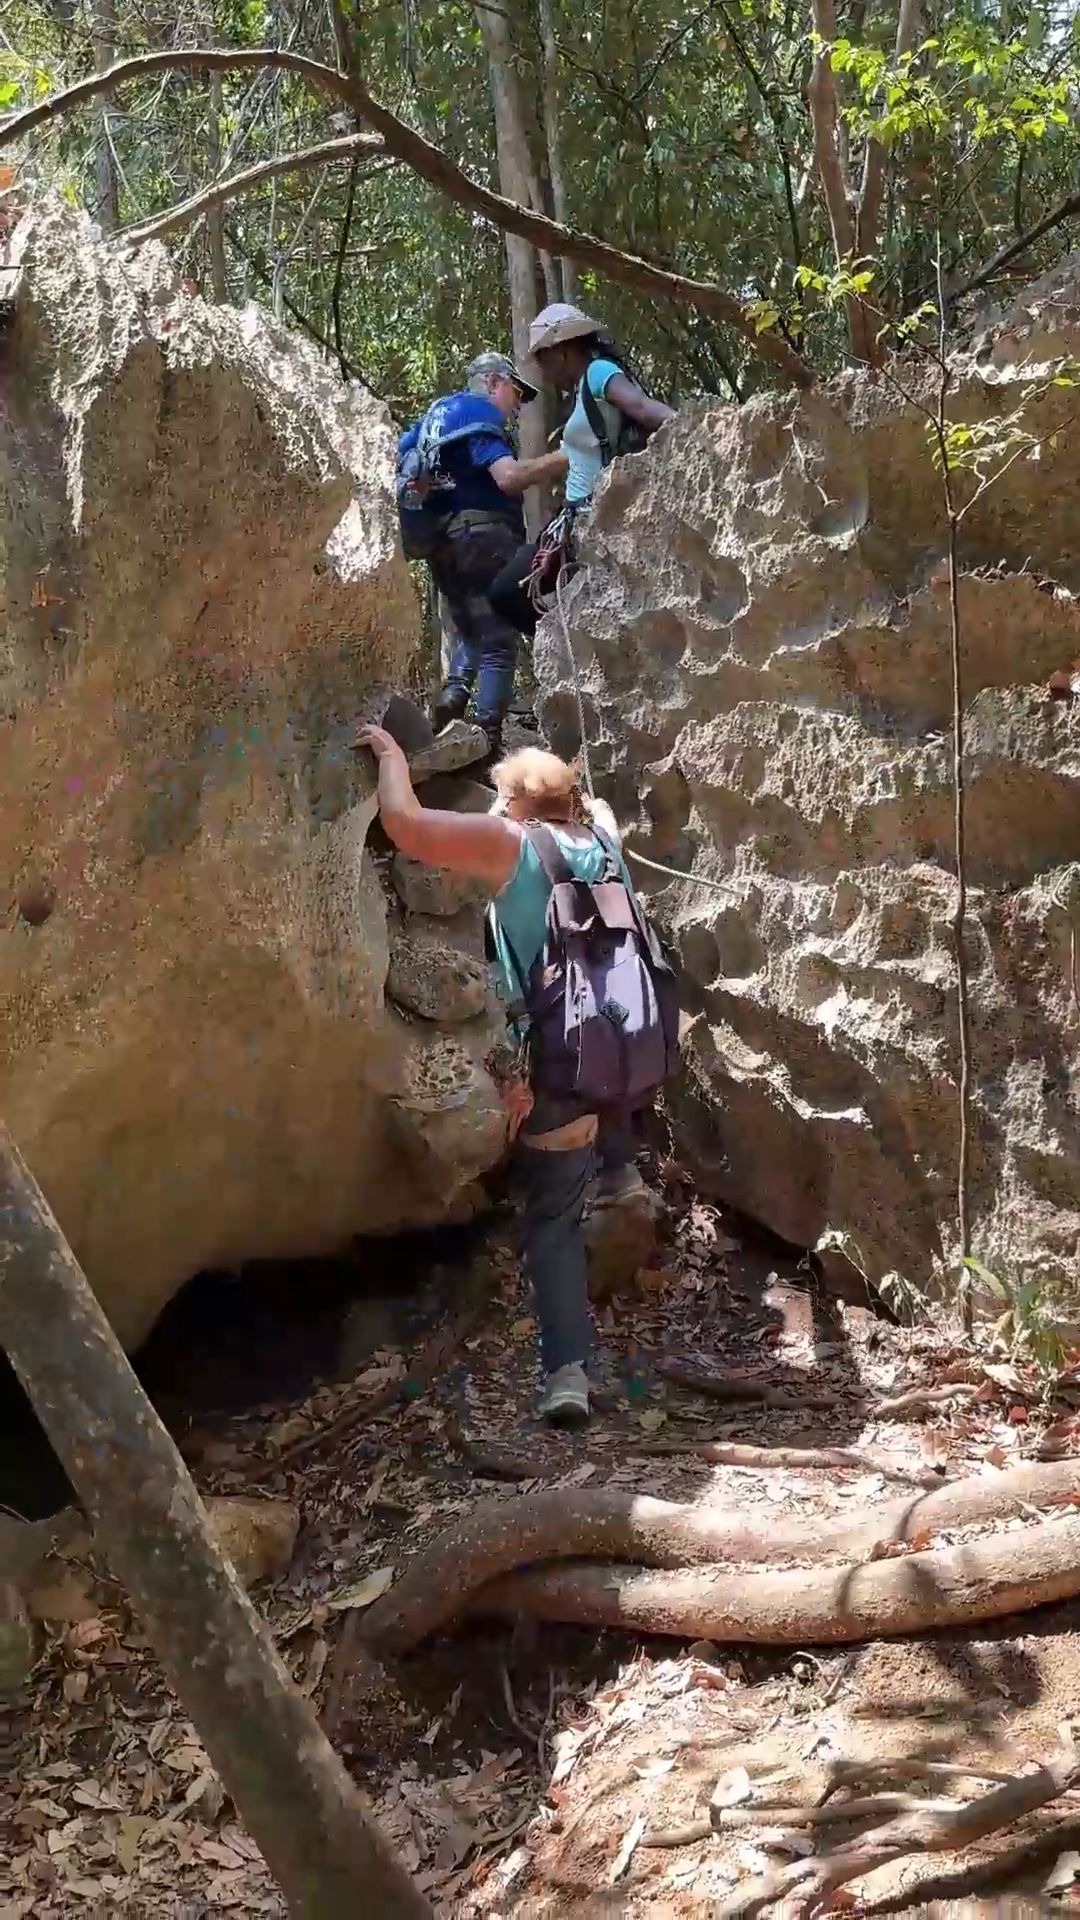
[357,727,650,1429]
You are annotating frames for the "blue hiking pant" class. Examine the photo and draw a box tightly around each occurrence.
[431,511,523,729]
[517,1102,639,1374]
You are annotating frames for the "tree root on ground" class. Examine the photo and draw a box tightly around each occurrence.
[655,1356,840,1411]
[356,1459,1080,1655]
[634,1439,948,1488]
[468,1510,1080,1642]
[714,1747,1080,1917]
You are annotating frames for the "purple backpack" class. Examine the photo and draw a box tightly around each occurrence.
[511,825,679,1110]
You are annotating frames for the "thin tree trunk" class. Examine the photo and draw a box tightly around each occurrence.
[854,0,922,288]
[85,0,119,229]
[206,68,229,301]
[474,0,549,528]
[538,0,576,302]
[808,0,873,363]
[0,1126,428,1920]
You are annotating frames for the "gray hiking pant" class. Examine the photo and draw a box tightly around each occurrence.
[517,1100,638,1375]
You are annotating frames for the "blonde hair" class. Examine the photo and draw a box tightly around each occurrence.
[491,746,583,822]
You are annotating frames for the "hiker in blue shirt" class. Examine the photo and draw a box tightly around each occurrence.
[356,726,673,1429]
[488,305,674,638]
[397,352,568,757]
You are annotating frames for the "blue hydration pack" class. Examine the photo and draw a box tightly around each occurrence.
[396,393,514,560]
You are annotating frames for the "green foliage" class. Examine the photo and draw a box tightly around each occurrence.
[962,1257,1071,1373]
[1,1,1078,417]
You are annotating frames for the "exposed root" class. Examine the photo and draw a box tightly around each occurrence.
[656,1356,840,1411]
[870,1382,982,1420]
[356,1459,1080,1655]
[635,1439,948,1488]
[470,1510,1080,1643]
[715,1747,1080,1917]
[642,1792,963,1849]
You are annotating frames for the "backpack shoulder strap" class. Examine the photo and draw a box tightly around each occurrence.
[521,822,578,887]
[580,373,612,461]
[590,824,626,881]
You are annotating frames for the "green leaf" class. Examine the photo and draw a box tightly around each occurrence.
[0,78,18,108]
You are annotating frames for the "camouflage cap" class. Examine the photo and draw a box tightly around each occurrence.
[466,350,538,404]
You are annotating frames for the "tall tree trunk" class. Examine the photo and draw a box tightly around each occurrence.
[0,1127,428,1920]
[538,0,576,303]
[85,0,119,229]
[473,0,549,529]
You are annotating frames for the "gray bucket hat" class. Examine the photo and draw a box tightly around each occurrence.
[467,350,539,404]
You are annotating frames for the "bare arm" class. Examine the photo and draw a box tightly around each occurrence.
[489,449,569,499]
[356,727,522,889]
[605,371,674,434]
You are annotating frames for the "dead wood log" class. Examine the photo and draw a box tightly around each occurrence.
[0,1126,428,1920]
[357,1459,1080,1655]
[470,1509,1080,1644]
[716,1747,1080,1917]
[636,1439,947,1488]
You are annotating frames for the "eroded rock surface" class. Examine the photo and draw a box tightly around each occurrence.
[536,292,1080,1297]
[0,201,505,1349]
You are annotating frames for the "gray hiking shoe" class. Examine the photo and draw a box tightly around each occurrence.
[539,1362,590,1428]
[587,1164,646,1213]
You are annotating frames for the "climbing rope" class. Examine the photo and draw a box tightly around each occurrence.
[552,560,739,900]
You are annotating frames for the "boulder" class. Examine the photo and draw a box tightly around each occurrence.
[535,296,1080,1299]
[387,932,490,1023]
[0,200,506,1350]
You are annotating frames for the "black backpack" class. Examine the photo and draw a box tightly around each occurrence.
[579,353,658,466]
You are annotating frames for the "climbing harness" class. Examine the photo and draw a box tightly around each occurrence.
[551,559,739,901]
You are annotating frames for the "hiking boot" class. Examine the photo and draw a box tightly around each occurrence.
[431,686,468,733]
[539,1362,590,1428]
[474,720,505,786]
[586,1164,646,1214]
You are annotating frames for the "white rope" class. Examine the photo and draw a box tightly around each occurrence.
[553,561,739,899]
[554,561,595,801]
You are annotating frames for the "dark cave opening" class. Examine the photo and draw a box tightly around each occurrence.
[0,1218,487,1523]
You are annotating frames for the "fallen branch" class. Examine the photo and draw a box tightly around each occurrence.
[871,1382,981,1420]
[357,1459,1080,1655]
[120,132,385,244]
[655,1356,840,1411]
[636,1439,946,1489]
[951,187,1080,306]
[249,1305,481,1480]
[444,1415,539,1483]
[471,1508,1080,1644]
[716,1746,1080,1917]
[0,1126,427,1918]
[0,48,814,387]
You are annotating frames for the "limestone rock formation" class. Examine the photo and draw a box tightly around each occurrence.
[0,200,506,1350]
[535,294,1080,1298]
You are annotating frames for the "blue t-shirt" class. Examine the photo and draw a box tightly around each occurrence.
[398,391,523,528]
[560,358,623,504]
[488,822,632,1013]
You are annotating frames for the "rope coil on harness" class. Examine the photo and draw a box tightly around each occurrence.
[551,561,738,899]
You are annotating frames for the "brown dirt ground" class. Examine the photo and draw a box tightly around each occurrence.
[3,1169,1080,1916]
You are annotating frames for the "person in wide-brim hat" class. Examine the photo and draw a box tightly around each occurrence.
[487,304,675,640]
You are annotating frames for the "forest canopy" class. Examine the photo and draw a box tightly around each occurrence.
[1,1,1078,418]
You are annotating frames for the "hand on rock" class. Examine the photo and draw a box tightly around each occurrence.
[354,722,405,761]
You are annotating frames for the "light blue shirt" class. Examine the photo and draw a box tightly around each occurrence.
[488,819,630,1013]
[560,358,622,504]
